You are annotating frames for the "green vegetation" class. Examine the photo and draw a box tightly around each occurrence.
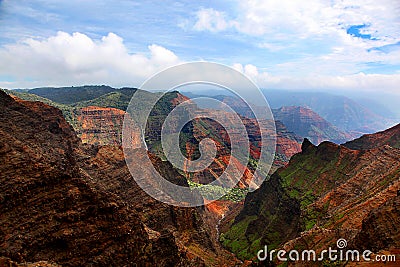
[29,85,119,104]
[187,180,248,202]
[71,91,132,110]
[220,215,263,260]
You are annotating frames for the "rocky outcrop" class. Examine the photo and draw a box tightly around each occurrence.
[274,121,302,165]
[75,106,126,145]
[353,195,400,252]
[74,106,143,148]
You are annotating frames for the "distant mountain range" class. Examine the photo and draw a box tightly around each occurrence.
[273,106,353,145]
[184,89,398,137]
[262,89,397,134]
[12,86,398,145]
[208,94,353,145]
[189,94,357,146]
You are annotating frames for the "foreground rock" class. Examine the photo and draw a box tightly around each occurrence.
[0,91,240,266]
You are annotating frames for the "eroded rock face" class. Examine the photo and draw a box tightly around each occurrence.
[0,256,60,267]
[0,91,240,266]
[75,106,125,145]
[222,127,400,262]
[343,123,400,150]
[0,91,188,266]
[277,142,400,257]
[80,145,242,266]
[180,111,301,187]
[353,195,400,252]
[274,121,302,165]
[65,92,301,188]
[71,105,143,149]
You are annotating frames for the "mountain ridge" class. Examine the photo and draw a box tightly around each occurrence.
[273,105,353,144]
[221,125,400,262]
[343,123,400,150]
[262,89,396,134]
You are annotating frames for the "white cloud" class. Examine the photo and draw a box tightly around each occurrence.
[237,0,399,41]
[306,72,400,94]
[148,44,179,65]
[232,63,260,78]
[232,63,400,95]
[0,31,181,88]
[193,8,231,32]
[258,42,287,52]
[193,0,400,44]
[191,1,400,75]
[0,30,398,96]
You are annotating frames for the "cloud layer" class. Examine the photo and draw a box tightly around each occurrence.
[192,0,400,77]
[0,31,399,95]
[233,63,400,94]
[194,0,400,44]
[0,32,180,88]
[0,1,398,96]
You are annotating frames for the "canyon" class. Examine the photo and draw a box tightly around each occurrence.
[1,86,399,266]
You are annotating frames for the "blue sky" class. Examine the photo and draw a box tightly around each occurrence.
[0,0,399,94]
